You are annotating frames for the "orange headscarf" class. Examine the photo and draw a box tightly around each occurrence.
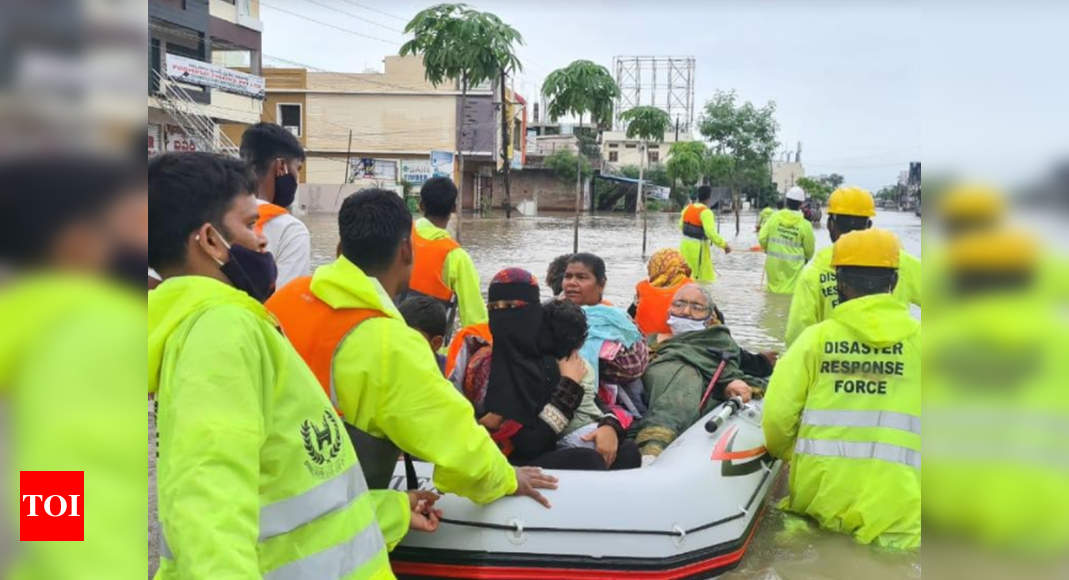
[647,248,691,288]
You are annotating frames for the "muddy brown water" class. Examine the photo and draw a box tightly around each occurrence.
[298,208,923,579]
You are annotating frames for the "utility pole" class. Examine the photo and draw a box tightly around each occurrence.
[500,71,512,219]
[674,116,680,142]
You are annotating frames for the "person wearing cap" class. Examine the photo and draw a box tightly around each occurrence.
[678,185,731,283]
[784,186,923,346]
[763,228,921,550]
[758,186,815,294]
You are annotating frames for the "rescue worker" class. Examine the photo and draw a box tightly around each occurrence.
[409,176,488,331]
[755,201,778,233]
[784,186,922,346]
[148,153,439,578]
[758,186,815,294]
[267,188,558,507]
[239,122,310,287]
[763,228,920,550]
[678,185,731,283]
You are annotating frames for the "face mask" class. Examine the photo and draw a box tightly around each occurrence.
[667,315,709,335]
[210,229,277,302]
[108,247,149,290]
[273,172,298,208]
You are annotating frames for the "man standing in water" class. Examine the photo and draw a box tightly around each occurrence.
[409,176,487,330]
[679,185,731,283]
[239,122,310,287]
[784,186,922,346]
[763,228,920,550]
[758,186,815,294]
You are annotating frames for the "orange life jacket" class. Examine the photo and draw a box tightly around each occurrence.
[634,276,692,335]
[682,203,707,240]
[444,322,492,379]
[409,226,460,301]
[264,276,384,405]
[255,202,289,234]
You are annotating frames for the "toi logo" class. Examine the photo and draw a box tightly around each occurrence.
[19,471,84,541]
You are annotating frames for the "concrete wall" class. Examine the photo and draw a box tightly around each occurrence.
[300,182,403,214]
[304,93,456,153]
[772,161,805,193]
[488,169,580,212]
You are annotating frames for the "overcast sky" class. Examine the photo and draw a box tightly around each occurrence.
[260,1,1068,192]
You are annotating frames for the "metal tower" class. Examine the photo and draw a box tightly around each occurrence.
[612,56,695,134]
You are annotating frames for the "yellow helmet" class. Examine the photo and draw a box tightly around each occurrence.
[827,186,876,217]
[832,228,901,269]
[947,229,1038,273]
[938,183,1005,223]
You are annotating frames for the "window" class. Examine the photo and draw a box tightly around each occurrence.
[609,151,619,162]
[625,144,637,149]
[608,143,618,148]
[648,151,660,163]
[277,103,302,137]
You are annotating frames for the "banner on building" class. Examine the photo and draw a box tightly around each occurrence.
[165,53,265,99]
[164,124,203,152]
[401,159,433,185]
[147,124,161,156]
[646,184,671,201]
[348,158,398,183]
[430,150,454,179]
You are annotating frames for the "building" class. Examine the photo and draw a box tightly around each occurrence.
[148,0,265,156]
[262,55,526,212]
[772,160,805,193]
[600,129,690,170]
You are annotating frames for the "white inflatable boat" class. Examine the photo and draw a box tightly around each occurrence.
[388,399,782,579]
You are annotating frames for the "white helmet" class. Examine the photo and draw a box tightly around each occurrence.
[786,186,806,202]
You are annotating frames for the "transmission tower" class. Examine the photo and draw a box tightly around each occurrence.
[612,56,695,134]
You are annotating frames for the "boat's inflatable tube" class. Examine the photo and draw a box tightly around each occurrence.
[388,400,782,579]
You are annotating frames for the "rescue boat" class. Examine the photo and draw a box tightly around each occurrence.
[388,399,782,579]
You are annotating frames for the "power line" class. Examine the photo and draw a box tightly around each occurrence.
[260,1,399,46]
[337,0,409,24]
[298,0,405,34]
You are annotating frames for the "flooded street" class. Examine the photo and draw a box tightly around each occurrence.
[301,207,923,579]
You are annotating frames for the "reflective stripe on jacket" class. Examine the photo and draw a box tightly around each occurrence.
[762,293,920,549]
[149,276,408,579]
[634,277,692,335]
[758,209,815,294]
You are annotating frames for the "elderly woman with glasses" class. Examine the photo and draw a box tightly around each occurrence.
[635,283,777,463]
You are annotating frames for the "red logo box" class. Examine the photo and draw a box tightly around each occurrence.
[19,471,84,541]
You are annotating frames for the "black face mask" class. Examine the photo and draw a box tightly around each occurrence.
[273,173,298,208]
[210,229,277,302]
[109,247,149,290]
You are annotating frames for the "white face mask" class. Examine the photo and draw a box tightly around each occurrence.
[667,315,709,335]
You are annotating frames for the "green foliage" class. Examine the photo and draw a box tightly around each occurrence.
[697,89,779,199]
[796,176,833,203]
[542,60,620,129]
[666,151,702,186]
[669,141,706,159]
[619,164,641,179]
[545,149,592,183]
[401,4,524,90]
[875,184,902,201]
[620,106,671,143]
[824,173,844,190]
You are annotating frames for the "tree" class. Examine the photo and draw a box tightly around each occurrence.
[620,106,671,256]
[402,4,523,232]
[824,173,844,190]
[795,176,832,203]
[666,151,703,198]
[544,149,592,183]
[698,89,779,234]
[542,60,620,252]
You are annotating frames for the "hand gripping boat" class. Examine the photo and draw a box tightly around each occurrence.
[388,399,783,579]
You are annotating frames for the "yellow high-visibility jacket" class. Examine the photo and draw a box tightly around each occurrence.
[758,209,815,294]
[763,293,920,550]
[678,203,728,283]
[149,276,409,579]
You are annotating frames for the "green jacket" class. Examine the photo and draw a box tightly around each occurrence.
[678,204,727,283]
[311,257,517,503]
[758,209,815,294]
[763,293,920,550]
[414,217,488,327]
[785,245,922,346]
[149,276,408,579]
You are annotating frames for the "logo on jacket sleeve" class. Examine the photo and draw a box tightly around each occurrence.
[20,471,84,541]
[301,410,344,472]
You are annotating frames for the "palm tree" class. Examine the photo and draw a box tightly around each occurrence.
[619,106,671,257]
[401,4,523,236]
[542,60,619,252]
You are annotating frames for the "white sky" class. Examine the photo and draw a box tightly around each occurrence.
[260,0,1069,191]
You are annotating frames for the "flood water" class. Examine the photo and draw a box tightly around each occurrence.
[301,208,923,579]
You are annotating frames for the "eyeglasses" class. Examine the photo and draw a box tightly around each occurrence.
[670,300,711,316]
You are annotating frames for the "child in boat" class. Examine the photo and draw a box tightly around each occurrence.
[399,295,448,374]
